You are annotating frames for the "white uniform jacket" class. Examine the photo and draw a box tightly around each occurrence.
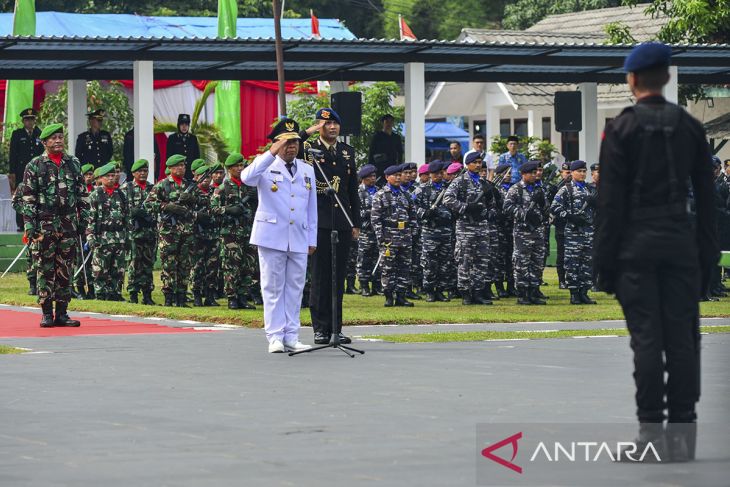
[242,151,318,253]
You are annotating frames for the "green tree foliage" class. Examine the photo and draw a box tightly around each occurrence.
[502,0,622,30]
[489,135,556,163]
[603,21,637,44]
[622,0,730,44]
[38,81,133,163]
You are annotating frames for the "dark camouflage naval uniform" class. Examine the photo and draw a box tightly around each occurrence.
[357,183,380,289]
[121,179,156,296]
[371,184,416,295]
[144,175,196,299]
[190,184,220,300]
[497,182,516,292]
[87,186,129,297]
[11,181,38,292]
[413,180,452,295]
[20,153,88,306]
[504,181,547,289]
[210,178,256,301]
[443,171,491,295]
[402,181,422,291]
[550,181,596,290]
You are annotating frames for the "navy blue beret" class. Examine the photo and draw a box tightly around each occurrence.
[570,160,587,171]
[316,107,342,125]
[384,164,402,176]
[358,164,377,179]
[402,162,417,170]
[624,42,671,73]
[520,161,540,174]
[428,160,444,173]
[464,151,484,165]
[495,163,511,174]
[561,161,571,171]
[711,155,721,167]
[590,163,599,171]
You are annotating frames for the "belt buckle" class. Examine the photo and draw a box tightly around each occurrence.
[397,221,405,230]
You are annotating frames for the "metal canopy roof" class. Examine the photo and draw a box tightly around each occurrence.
[1,36,729,84]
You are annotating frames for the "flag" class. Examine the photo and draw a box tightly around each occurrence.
[311,10,320,39]
[399,14,416,41]
[3,0,36,139]
[215,0,241,152]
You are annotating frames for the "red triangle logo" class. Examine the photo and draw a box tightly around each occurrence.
[481,432,523,474]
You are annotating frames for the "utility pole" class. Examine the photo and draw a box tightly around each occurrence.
[272,0,287,116]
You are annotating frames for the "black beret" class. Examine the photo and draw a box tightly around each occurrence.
[520,161,540,174]
[570,160,587,171]
[495,163,511,174]
[464,151,484,165]
[561,161,571,171]
[428,160,444,173]
[590,163,599,171]
[402,162,417,170]
[384,164,402,176]
[358,164,376,179]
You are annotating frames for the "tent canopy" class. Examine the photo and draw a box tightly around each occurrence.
[402,121,471,153]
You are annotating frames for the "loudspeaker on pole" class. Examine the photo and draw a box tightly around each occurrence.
[554,92,582,132]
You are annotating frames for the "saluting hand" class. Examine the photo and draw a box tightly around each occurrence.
[306,120,326,135]
[269,138,288,156]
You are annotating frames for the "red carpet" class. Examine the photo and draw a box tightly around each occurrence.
[0,309,215,338]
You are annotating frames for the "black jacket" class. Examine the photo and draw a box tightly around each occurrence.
[9,126,43,179]
[123,129,161,181]
[368,131,403,177]
[166,132,200,181]
[75,130,114,168]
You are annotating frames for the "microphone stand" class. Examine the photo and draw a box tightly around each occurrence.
[289,148,365,358]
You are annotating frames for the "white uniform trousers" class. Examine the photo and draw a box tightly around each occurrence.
[257,246,308,344]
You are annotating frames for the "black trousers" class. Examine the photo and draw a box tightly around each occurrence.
[616,258,701,422]
[309,228,351,336]
[555,229,566,283]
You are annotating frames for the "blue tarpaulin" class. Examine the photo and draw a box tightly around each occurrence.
[0,12,356,39]
[402,121,471,153]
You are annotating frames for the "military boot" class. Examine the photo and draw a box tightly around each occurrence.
[534,287,549,300]
[176,292,191,308]
[528,287,547,305]
[142,290,156,306]
[496,281,509,299]
[473,289,493,305]
[345,278,357,294]
[203,290,219,307]
[163,293,174,307]
[405,289,422,300]
[85,287,95,300]
[425,291,437,302]
[580,288,597,305]
[360,281,372,297]
[667,412,697,462]
[616,422,667,463]
[71,284,85,300]
[384,292,394,307]
[372,281,382,295]
[516,287,532,305]
[435,289,449,302]
[53,302,80,327]
[483,284,498,301]
[227,297,239,309]
[40,301,54,328]
[570,289,582,305]
[193,291,204,307]
[129,292,139,304]
[395,292,414,307]
[462,290,473,305]
[237,294,256,310]
[506,282,518,297]
[28,277,38,296]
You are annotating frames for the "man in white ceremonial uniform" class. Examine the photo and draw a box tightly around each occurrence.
[243,118,318,353]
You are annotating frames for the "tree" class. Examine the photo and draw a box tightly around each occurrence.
[502,0,622,30]
[621,0,730,44]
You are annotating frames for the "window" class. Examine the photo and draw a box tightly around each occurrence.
[542,117,551,141]
[514,118,528,137]
[499,119,511,137]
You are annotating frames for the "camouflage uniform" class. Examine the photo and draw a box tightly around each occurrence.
[210,178,256,304]
[11,181,38,294]
[402,181,423,292]
[345,236,358,292]
[371,184,416,302]
[87,185,129,298]
[413,180,452,298]
[190,184,220,304]
[550,181,596,290]
[72,182,96,298]
[20,153,88,306]
[120,179,156,299]
[497,182,516,294]
[144,175,196,304]
[504,181,547,301]
[443,171,492,301]
[356,183,379,293]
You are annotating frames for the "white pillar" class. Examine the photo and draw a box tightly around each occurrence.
[579,83,598,164]
[67,80,87,155]
[404,62,425,164]
[133,61,155,183]
[664,65,679,104]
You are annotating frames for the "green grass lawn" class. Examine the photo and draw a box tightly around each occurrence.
[362,325,730,343]
[1,268,728,328]
[0,345,23,354]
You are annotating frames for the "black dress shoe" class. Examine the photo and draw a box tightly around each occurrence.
[337,333,352,344]
[314,332,330,345]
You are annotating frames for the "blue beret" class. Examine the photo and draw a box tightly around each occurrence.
[402,162,417,170]
[428,160,444,173]
[384,164,402,176]
[561,161,571,171]
[624,42,671,73]
[358,164,377,179]
[495,163,511,175]
[316,107,342,125]
[570,160,587,171]
[711,155,722,167]
[520,161,540,174]
[464,151,484,165]
[590,163,599,171]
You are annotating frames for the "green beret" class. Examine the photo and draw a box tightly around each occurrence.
[194,165,210,175]
[81,164,95,174]
[191,158,206,172]
[109,160,121,170]
[131,159,149,172]
[211,162,224,172]
[94,164,115,178]
[225,153,244,167]
[165,167,171,175]
[166,154,186,167]
[39,123,64,140]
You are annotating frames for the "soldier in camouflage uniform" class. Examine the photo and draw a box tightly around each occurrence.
[493,163,515,298]
[482,159,504,302]
[189,164,220,307]
[209,163,226,297]
[414,160,452,302]
[20,123,87,327]
[356,164,380,296]
[144,154,197,307]
[11,180,38,295]
[504,161,548,305]
[87,163,129,301]
[121,159,157,305]
[400,162,422,299]
[550,160,597,305]
[344,240,359,294]
[443,162,462,299]
[443,152,493,305]
[210,153,256,310]
[71,163,96,299]
[371,164,416,307]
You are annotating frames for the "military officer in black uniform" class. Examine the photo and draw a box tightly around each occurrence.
[9,108,44,231]
[304,107,361,345]
[595,42,719,462]
[368,113,404,180]
[166,113,201,181]
[123,128,161,182]
[75,109,113,169]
